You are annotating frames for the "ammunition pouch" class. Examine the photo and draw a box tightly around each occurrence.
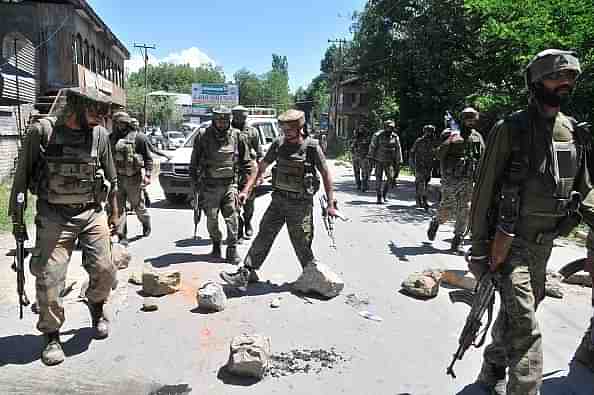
[534,191,582,244]
[497,184,521,235]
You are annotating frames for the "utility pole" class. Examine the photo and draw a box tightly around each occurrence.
[134,43,156,130]
[13,38,22,140]
[328,38,347,149]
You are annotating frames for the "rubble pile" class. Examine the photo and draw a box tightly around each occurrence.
[267,347,347,377]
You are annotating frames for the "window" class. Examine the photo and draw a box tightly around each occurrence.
[76,34,83,65]
[255,123,276,144]
[83,39,89,68]
[91,45,96,72]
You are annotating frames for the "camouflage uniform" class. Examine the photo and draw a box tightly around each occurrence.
[351,125,372,191]
[470,50,594,394]
[233,106,263,240]
[368,122,402,203]
[190,108,253,263]
[110,112,153,240]
[9,88,117,365]
[410,125,437,208]
[428,124,484,249]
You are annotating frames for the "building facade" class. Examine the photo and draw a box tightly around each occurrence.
[0,0,129,181]
[329,76,370,151]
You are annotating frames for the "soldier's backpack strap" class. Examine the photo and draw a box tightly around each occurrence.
[503,110,531,184]
[91,126,100,159]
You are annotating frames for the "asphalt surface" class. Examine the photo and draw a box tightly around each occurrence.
[0,161,592,395]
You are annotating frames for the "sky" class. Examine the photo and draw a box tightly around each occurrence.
[87,0,367,93]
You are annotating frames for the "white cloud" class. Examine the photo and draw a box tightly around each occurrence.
[125,47,216,74]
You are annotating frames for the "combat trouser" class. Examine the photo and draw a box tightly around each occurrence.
[116,173,150,238]
[352,155,370,189]
[202,181,238,247]
[30,200,116,334]
[437,174,472,236]
[375,161,399,196]
[481,238,550,395]
[415,169,431,205]
[244,192,315,270]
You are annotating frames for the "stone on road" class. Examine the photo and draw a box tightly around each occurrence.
[292,263,345,299]
[226,334,271,379]
[197,281,227,312]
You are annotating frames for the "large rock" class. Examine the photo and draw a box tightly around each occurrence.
[112,242,131,269]
[142,270,181,297]
[292,263,344,299]
[401,271,441,298]
[197,282,227,312]
[227,334,271,379]
[442,270,477,291]
[563,272,593,288]
[545,272,564,299]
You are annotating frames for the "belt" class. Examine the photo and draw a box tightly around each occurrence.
[273,189,310,200]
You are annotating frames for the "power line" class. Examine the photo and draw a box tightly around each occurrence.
[134,43,156,129]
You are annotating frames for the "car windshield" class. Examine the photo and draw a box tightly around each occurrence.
[184,130,198,147]
[167,132,184,139]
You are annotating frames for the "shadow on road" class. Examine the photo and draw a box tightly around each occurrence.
[150,199,191,210]
[224,281,292,299]
[146,252,224,268]
[388,241,443,261]
[175,238,212,248]
[216,366,260,386]
[0,334,41,366]
[60,327,94,357]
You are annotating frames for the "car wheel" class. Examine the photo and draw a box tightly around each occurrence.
[165,193,186,204]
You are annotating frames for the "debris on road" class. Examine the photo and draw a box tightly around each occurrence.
[197,282,227,312]
[112,242,131,269]
[292,263,344,299]
[441,270,477,291]
[226,334,271,379]
[129,271,143,285]
[270,297,282,308]
[545,272,564,299]
[344,293,370,309]
[143,270,181,297]
[400,270,441,298]
[267,347,347,377]
[358,310,383,322]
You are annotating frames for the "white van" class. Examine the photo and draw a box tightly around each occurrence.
[159,116,280,203]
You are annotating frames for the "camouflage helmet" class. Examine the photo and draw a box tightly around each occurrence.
[461,107,479,120]
[112,111,133,125]
[423,124,436,133]
[278,109,305,127]
[53,87,111,122]
[212,106,232,120]
[231,105,249,114]
[525,49,581,87]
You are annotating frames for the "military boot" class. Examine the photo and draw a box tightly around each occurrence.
[226,246,241,265]
[41,331,65,366]
[476,362,507,395]
[422,196,430,211]
[362,180,368,192]
[376,192,383,204]
[88,301,109,339]
[211,241,222,258]
[220,266,256,292]
[427,217,439,241]
[142,220,151,237]
[382,184,390,202]
[244,221,254,239]
[451,234,463,254]
[356,180,362,191]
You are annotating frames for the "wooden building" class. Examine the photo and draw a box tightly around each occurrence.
[0,0,130,181]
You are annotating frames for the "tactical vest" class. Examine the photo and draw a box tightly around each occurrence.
[204,130,238,180]
[353,131,372,156]
[493,110,586,238]
[272,138,320,196]
[443,130,481,179]
[114,131,144,176]
[377,132,399,162]
[44,125,101,205]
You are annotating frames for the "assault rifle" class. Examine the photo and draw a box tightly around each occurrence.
[12,192,30,319]
[447,270,497,378]
[319,195,348,249]
[192,186,202,240]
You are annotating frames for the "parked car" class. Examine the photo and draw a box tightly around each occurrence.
[164,131,186,150]
[147,129,165,150]
[159,117,280,203]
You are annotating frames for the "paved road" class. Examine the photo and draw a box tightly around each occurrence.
[0,162,592,395]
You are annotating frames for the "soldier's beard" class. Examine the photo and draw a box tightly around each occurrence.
[533,83,573,108]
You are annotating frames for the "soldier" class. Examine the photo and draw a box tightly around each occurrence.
[427,107,485,252]
[9,87,119,366]
[190,106,256,264]
[232,105,263,240]
[110,112,153,241]
[468,50,594,394]
[219,109,339,290]
[410,124,437,210]
[368,119,402,204]
[350,119,373,192]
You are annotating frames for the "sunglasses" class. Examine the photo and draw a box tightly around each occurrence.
[544,69,579,82]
